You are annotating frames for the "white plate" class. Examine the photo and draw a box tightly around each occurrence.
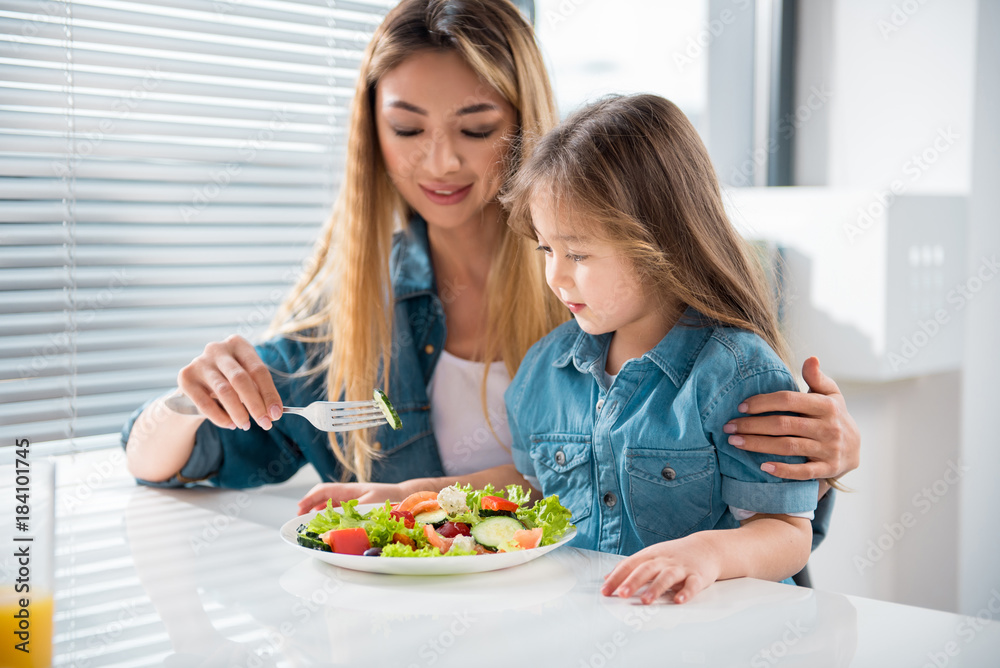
[279,504,577,575]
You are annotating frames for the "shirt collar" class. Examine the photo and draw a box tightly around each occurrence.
[552,307,714,388]
[392,215,436,300]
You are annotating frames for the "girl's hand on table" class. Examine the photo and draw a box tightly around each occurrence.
[296,482,407,515]
[177,334,283,432]
[724,357,860,486]
[601,534,722,605]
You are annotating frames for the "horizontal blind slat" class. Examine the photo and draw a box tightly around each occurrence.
[1,0,368,452]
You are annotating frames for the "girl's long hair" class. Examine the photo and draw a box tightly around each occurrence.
[504,94,847,491]
[268,0,566,481]
[503,93,793,372]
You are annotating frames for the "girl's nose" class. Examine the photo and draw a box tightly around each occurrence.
[546,256,572,291]
[425,129,461,176]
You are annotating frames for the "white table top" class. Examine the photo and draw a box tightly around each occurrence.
[53,452,1000,667]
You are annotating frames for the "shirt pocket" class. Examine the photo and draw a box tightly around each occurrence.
[530,433,594,524]
[624,447,717,543]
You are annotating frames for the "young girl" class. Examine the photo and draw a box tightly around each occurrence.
[502,94,818,605]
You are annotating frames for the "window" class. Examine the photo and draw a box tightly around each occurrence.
[0,0,394,457]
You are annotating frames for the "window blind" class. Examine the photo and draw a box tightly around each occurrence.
[0,0,395,456]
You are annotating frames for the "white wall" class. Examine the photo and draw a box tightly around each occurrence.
[958,0,1000,618]
[795,0,977,193]
[788,0,995,615]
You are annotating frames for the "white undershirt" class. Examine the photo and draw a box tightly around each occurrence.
[427,349,514,477]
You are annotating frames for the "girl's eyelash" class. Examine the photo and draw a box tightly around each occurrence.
[393,128,421,137]
[535,245,551,254]
[568,254,587,262]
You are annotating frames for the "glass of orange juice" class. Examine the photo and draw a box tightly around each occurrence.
[1,456,54,668]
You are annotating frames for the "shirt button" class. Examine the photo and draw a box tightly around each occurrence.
[372,441,382,452]
[596,399,605,412]
[424,344,435,354]
[603,492,617,508]
[555,450,566,466]
[661,465,676,481]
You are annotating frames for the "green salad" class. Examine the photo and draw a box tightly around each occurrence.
[295,484,575,558]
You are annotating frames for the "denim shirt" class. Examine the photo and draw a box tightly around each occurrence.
[506,311,820,557]
[120,216,453,488]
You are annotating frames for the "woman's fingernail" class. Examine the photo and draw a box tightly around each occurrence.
[761,463,776,474]
[676,594,686,604]
[258,417,272,430]
[617,587,630,598]
[723,423,737,434]
[728,435,745,447]
[270,405,282,420]
[227,422,237,430]
[738,402,748,413]
[241,421,252,431]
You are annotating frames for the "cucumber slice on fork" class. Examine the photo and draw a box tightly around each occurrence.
[374,388,402,430]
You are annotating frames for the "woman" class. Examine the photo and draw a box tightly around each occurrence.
[123,0,858,535]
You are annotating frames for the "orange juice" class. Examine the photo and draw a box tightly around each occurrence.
[0,589,53,668]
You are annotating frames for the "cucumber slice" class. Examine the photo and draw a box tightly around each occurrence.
[297,533,332,552]
[479,509,516,519]
[470,516,526,549]
[374,388,402,430]
[414,508,448,525]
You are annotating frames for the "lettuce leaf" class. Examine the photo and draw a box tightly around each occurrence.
[504,484,532,507]
[305,499,427,549]
[517,494,574,546]
[380,543,476,558]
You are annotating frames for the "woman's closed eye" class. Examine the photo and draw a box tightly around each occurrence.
[391,127,498,139]
[462,127,497,139]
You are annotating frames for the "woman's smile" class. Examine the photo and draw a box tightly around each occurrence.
[419,183,474,205]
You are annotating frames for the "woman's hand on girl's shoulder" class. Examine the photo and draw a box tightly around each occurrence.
[177,334,284,433]
[724,357,860,484]
[601,534,722,605]
[296,482,408,515]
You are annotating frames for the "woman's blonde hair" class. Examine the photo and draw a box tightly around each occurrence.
[268,0,566,481]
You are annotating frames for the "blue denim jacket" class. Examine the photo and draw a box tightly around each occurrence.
[120,216,453,487]
[506,311,820,557]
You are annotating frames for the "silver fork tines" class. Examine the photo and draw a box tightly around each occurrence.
[163,392,388,433]
[283,402,388,432]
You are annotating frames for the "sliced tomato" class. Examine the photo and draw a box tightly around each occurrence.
[397,491,438,514]
[392,532,415,548]
[409,500,442,516]
[422,524,454,554]
[512,527,543,550]
[481,495,519,513]
[322,527,370,555]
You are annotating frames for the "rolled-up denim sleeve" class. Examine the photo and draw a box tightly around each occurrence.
[119,335,310,488]
[119,398,224,488]
[705,368,819,515]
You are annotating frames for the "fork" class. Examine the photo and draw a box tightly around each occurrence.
[163,392,389,432]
